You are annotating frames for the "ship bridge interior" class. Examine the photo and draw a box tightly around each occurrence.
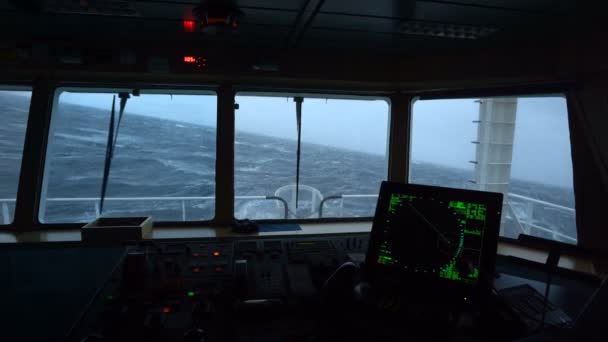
[0,1,608,341]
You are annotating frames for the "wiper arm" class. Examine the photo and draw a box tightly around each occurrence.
[294,97,303,209]
[99,92,130,215]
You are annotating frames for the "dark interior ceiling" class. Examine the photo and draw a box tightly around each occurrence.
[1,0,597,56]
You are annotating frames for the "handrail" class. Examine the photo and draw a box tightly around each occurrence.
[0,195,286,221]
[506,193,576,243]
[508,193,575,213]
[319,194,379,218]
[319,195,342,218]
[264,196,289,219]
[0,193,576,243]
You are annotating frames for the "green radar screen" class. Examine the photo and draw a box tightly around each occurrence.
[377,194,487,285]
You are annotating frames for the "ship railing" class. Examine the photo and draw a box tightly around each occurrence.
[504,193,576,243]
[0,196,286,223]
[0,193,577,244]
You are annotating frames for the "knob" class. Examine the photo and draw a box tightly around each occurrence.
[183,328,205,342]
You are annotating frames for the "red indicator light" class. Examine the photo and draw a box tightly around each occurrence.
[192,267,200,273]
[183,20,196,33]
[215,266,223,273]
[184,56,196,63]
[162,307,171,313]
[212,251,220,257]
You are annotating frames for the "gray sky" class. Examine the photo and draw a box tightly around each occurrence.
[411,97,573,187]
[58,91,573,187]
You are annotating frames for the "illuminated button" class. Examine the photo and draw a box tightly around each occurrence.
[183,20,195,33]
[187,291,196,297]
[212,251,220,257]
[162,307,171,313]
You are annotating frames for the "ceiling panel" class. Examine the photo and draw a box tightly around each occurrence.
[321,0,575,17]
[444,1,575,13]
[320,0,418,19]
[301,27,474,52]
[410,2,545,27]
[0,12,287,47]
[312,13,399,34]
[131,0,307,11]
[236,0,307,10]
[134,3,297,26]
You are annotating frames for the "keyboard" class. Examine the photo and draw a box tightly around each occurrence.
[499,284,572,330]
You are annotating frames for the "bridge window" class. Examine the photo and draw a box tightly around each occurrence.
[0,88,31,225]
[409,95,576,244]
[234,94,389,220]
[40,89,217,223]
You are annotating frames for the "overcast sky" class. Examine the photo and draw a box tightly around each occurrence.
[58,91,573,187]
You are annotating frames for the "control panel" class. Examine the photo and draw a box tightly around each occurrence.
[68,235,369,342]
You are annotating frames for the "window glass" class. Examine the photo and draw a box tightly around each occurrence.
[40,89,217,223]
[235,94,389,220]
[410,96,576,244]
[0,89,31,224]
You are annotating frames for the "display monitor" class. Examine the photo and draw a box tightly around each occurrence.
[366,182,503,293]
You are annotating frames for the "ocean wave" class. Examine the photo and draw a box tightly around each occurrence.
[237,166,261,172]
[157,159,214,177]
[55,132,107,144]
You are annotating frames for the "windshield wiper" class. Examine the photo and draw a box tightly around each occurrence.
[99,92,130,215]
[294,96,303,209]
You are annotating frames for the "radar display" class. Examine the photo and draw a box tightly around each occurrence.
[376,193,487,285]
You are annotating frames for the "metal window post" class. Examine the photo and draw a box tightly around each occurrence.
[215,85,235,225]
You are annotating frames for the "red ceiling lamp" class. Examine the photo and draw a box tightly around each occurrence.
[192,0,243,35]
[183,20,196,33]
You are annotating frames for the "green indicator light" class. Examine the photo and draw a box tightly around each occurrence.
[187,291,195,297]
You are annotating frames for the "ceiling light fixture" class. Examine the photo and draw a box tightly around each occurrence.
[399,21,497,40]
[192,0,243,35]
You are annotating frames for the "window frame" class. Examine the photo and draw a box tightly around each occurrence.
[2,77,583,251]
[407,91,578,247]
[38,85,220,226]
[232,90,393,224]
[0,85,34,226]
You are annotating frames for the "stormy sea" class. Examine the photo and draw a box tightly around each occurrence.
[0,93,576,242]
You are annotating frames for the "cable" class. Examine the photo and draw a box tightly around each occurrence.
[539,265,554,332]
[536,248,560,332]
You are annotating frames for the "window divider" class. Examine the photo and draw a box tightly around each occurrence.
[215,85,235,225]
[14,77,54,228]
[388,94,413,182]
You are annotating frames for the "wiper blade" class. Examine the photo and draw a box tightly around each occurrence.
[294,97,303,210]
[99,93,130,215]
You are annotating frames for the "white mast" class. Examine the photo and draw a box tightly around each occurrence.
[471,97,517,234]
